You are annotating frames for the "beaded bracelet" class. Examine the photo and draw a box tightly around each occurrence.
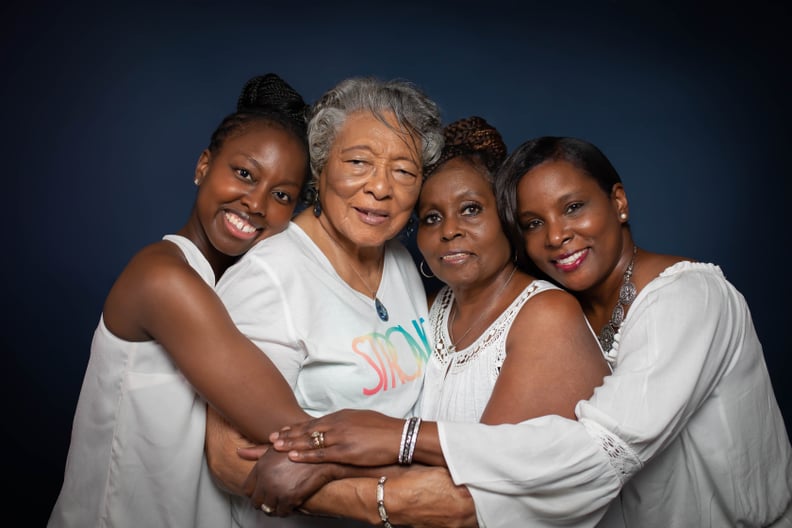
[376,476,394,528]
[397,416,422,465]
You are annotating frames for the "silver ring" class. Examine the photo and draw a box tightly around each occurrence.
[310,430,325,449]
[261,504,274,514]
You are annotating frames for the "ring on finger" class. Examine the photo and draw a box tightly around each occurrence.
[309,430,325,449]
[260,504,274,514]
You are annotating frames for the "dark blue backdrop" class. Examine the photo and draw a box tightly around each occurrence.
[4,2,789,525]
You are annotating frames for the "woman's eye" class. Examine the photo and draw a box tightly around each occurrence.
[273,191,293,204]
[421,212,441,225]
[565,202,584,214]
[236,168,253,181]
[523,219,542,231]
[461,203,482,216]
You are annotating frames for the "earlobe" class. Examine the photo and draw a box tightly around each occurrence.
[194,150,211,186]
[611,183,629,222]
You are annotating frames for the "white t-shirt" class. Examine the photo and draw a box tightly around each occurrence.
[215,222,430,527]
[438,262,792,527]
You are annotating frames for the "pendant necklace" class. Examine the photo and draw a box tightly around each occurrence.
[448,265,517,352]
[598,245,638,352]
[347,258,389,322]
[319,218,388,321]
[319,220,389,322]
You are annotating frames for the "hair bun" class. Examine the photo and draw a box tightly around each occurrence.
[427,116,507,176]
[237,73,308,131]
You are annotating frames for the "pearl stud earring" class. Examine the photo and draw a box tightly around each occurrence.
[620,212,627,220]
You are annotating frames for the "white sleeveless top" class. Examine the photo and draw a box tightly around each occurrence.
[48,235,230,528]
[419,280,561,422]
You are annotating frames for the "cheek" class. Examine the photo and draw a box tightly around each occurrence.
[416,228,433,256]
[267,204,297,230]
[395,184,421,210]
[522,233,543,260]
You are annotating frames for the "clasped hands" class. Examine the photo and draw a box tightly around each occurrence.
[239,409,403,516]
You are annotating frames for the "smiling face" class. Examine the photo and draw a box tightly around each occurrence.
[516,159,626,293]
[417,157,512,290]
[317,110,423,249]
[193,122,308,257]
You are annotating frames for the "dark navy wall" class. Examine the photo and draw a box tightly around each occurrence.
[3,2,789,524]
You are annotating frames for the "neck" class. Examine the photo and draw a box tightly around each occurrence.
[451,264,519,317]
[306,212,385,298]
[176,222,238,284]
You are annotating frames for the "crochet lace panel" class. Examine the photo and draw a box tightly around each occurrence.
[429,283,541,378]
[580,418,642,485]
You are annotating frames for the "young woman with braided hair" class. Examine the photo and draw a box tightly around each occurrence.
[48,73,314,528]
[238,117,611,527]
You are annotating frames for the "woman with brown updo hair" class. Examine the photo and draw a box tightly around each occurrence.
[244,117,611,527]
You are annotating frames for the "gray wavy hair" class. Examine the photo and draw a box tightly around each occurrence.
[306,77,444,187]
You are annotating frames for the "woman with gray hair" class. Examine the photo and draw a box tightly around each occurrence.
[204,76,443,527]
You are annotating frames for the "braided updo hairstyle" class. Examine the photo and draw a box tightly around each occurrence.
[423,116,507,183]
[207,72,309,161]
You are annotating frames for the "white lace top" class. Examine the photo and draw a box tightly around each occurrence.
[419,280,558,422]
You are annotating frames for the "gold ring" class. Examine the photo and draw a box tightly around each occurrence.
[261,504,274,514]
[310,430,325,449]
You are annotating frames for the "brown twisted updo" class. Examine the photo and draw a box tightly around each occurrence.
[424,116,507,180]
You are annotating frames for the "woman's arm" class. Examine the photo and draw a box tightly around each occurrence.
[104,243,310,497]
[269,288,609,465]
[105,244,309,445]
[480,288,609,424]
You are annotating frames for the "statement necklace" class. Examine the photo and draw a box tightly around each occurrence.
[449,265,517,352]
[598,246,638,352]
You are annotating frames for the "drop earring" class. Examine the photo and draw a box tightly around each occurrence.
[405,214,416,237]
[313,194,322,217]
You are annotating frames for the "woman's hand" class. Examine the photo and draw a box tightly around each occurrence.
[269,408,404,466]
[243,447,345,516]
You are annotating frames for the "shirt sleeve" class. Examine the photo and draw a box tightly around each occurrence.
[214,252,304,387]
[439,265,741,527]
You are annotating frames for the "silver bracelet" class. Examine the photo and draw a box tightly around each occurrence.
[397,418,411,464]
[405,417,421,464]
[398,416,421,465]
[376,476,394,528]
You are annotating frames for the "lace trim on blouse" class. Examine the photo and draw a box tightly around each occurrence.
[430,282,542,378]
[580,417,642,485]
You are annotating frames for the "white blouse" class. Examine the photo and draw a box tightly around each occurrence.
[438,262,792,527]
[420,280,560,422]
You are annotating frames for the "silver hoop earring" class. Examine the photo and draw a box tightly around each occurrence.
[419,261,434,279]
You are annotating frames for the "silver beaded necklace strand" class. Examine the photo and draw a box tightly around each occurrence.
[598,245,638,352]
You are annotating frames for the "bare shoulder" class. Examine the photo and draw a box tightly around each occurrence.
[103,240,199,340]
[514,285,585,328]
